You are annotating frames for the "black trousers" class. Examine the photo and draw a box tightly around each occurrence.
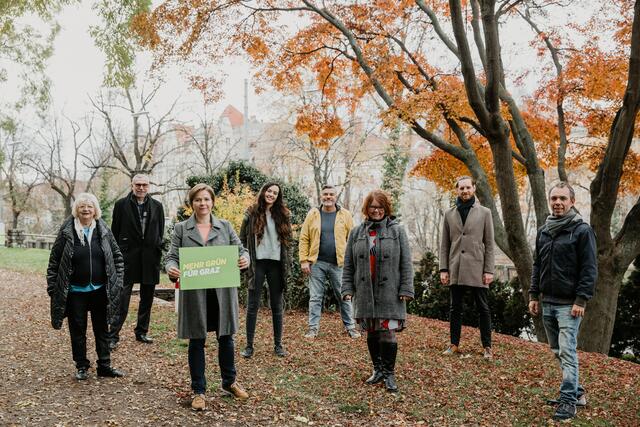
[449,285,492,348]
[66,287,110,369]
[189,289,236,393]
[108,281,156,341]
[245,259,285,346]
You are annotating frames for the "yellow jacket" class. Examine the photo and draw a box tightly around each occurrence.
[298,206,354,267]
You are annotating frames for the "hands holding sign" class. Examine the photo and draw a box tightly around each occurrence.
[169,256,249,279]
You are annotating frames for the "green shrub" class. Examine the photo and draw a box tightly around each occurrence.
[181,161,312,310]
[186,160,310,224]
[408,251,531,337]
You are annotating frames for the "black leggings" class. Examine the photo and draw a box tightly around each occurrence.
[367,329,397,343]
[245,259,285,346]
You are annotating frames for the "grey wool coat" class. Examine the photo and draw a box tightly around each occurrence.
[439,199,495,288]
[341,217,414,320]
[165,214,249,339]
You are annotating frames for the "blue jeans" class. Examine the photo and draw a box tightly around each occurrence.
[542,303,585,404]
[308,260,355,331]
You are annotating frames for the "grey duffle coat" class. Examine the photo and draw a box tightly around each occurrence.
[341,217,414,320]
[439,199,495,288]
[165,214,249,339]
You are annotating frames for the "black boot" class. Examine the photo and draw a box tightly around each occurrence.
[273,313,287,357]
[365,333,384,385]
[380,341,398,393]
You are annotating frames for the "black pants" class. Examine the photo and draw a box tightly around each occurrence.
[449,285,492,348]
[66,287,110,369]
[108,281,156,341]
[189,289,236,393]
[245,259,285,346]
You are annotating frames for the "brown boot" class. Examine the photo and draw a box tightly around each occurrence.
[221,382,249,400]
[191,394,206,411]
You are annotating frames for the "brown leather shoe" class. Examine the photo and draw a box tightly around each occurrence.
[191,394,206,411]
[221,382,249,400]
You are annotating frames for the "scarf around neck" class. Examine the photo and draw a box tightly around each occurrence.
[456,196,475,225]
[543,207,581,237]
[74,218,96,246]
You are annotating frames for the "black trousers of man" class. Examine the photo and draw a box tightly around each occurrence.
[108,281,156,343]
[449,285,492,348]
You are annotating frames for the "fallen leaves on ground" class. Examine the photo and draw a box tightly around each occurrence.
[0,269,638,426]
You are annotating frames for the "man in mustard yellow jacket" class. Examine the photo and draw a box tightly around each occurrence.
[299,185,359,339]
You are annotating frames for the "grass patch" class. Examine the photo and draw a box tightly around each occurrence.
[0,246,172,285]
[0,247,50,275]
[339,403,368,413]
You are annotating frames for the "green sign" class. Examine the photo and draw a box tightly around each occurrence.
[179,246,240,290]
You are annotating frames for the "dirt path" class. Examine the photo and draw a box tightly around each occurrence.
[0,269,242,426]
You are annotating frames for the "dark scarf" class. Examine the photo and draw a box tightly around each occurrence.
[456,196,475,226]
[129,192,149,236]
[543,207,581,237]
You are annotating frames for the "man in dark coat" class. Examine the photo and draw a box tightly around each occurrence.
[529,181,596,422]
[108,174,165,348]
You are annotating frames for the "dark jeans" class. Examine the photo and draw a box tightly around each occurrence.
[189,289,236,393]
[188,336,236,394]
[108,281,156,341]
[245,259,285,346]
[449,285,492,348]
[66,287,110,369]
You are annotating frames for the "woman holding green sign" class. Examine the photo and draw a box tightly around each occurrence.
[239,182,292,359]
[166,183,250,410]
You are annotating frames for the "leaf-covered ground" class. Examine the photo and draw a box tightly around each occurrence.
[0,268,638,426]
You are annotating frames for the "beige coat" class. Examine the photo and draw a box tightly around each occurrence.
[439,200,495,288]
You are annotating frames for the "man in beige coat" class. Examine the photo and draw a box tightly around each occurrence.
[439,176,495,358]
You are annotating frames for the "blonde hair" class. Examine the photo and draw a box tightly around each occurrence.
[71,193,102,219]
[188,183,215,207]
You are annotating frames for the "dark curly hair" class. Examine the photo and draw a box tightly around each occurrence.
[248,182,292,246]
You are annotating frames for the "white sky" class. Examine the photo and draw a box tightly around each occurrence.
[4,2,602,131]
[26,2,268,125]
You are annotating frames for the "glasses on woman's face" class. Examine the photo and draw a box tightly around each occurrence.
[368,205,385,212]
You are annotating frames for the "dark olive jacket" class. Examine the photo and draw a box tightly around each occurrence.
[46,217,124,329]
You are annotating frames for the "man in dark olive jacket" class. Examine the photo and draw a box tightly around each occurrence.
[529,181,597,422]
[108,174,165,348]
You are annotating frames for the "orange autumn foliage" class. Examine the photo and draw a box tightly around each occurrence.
[133,1,640,196]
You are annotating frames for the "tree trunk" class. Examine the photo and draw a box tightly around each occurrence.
[488,131,548,341]
[12,212,19,229]
[578,253,625,353]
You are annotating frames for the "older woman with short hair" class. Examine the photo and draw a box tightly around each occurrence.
[46,193,124,380]
[342,190,414,392]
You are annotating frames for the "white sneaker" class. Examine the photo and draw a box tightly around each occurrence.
[347,329,361,339]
